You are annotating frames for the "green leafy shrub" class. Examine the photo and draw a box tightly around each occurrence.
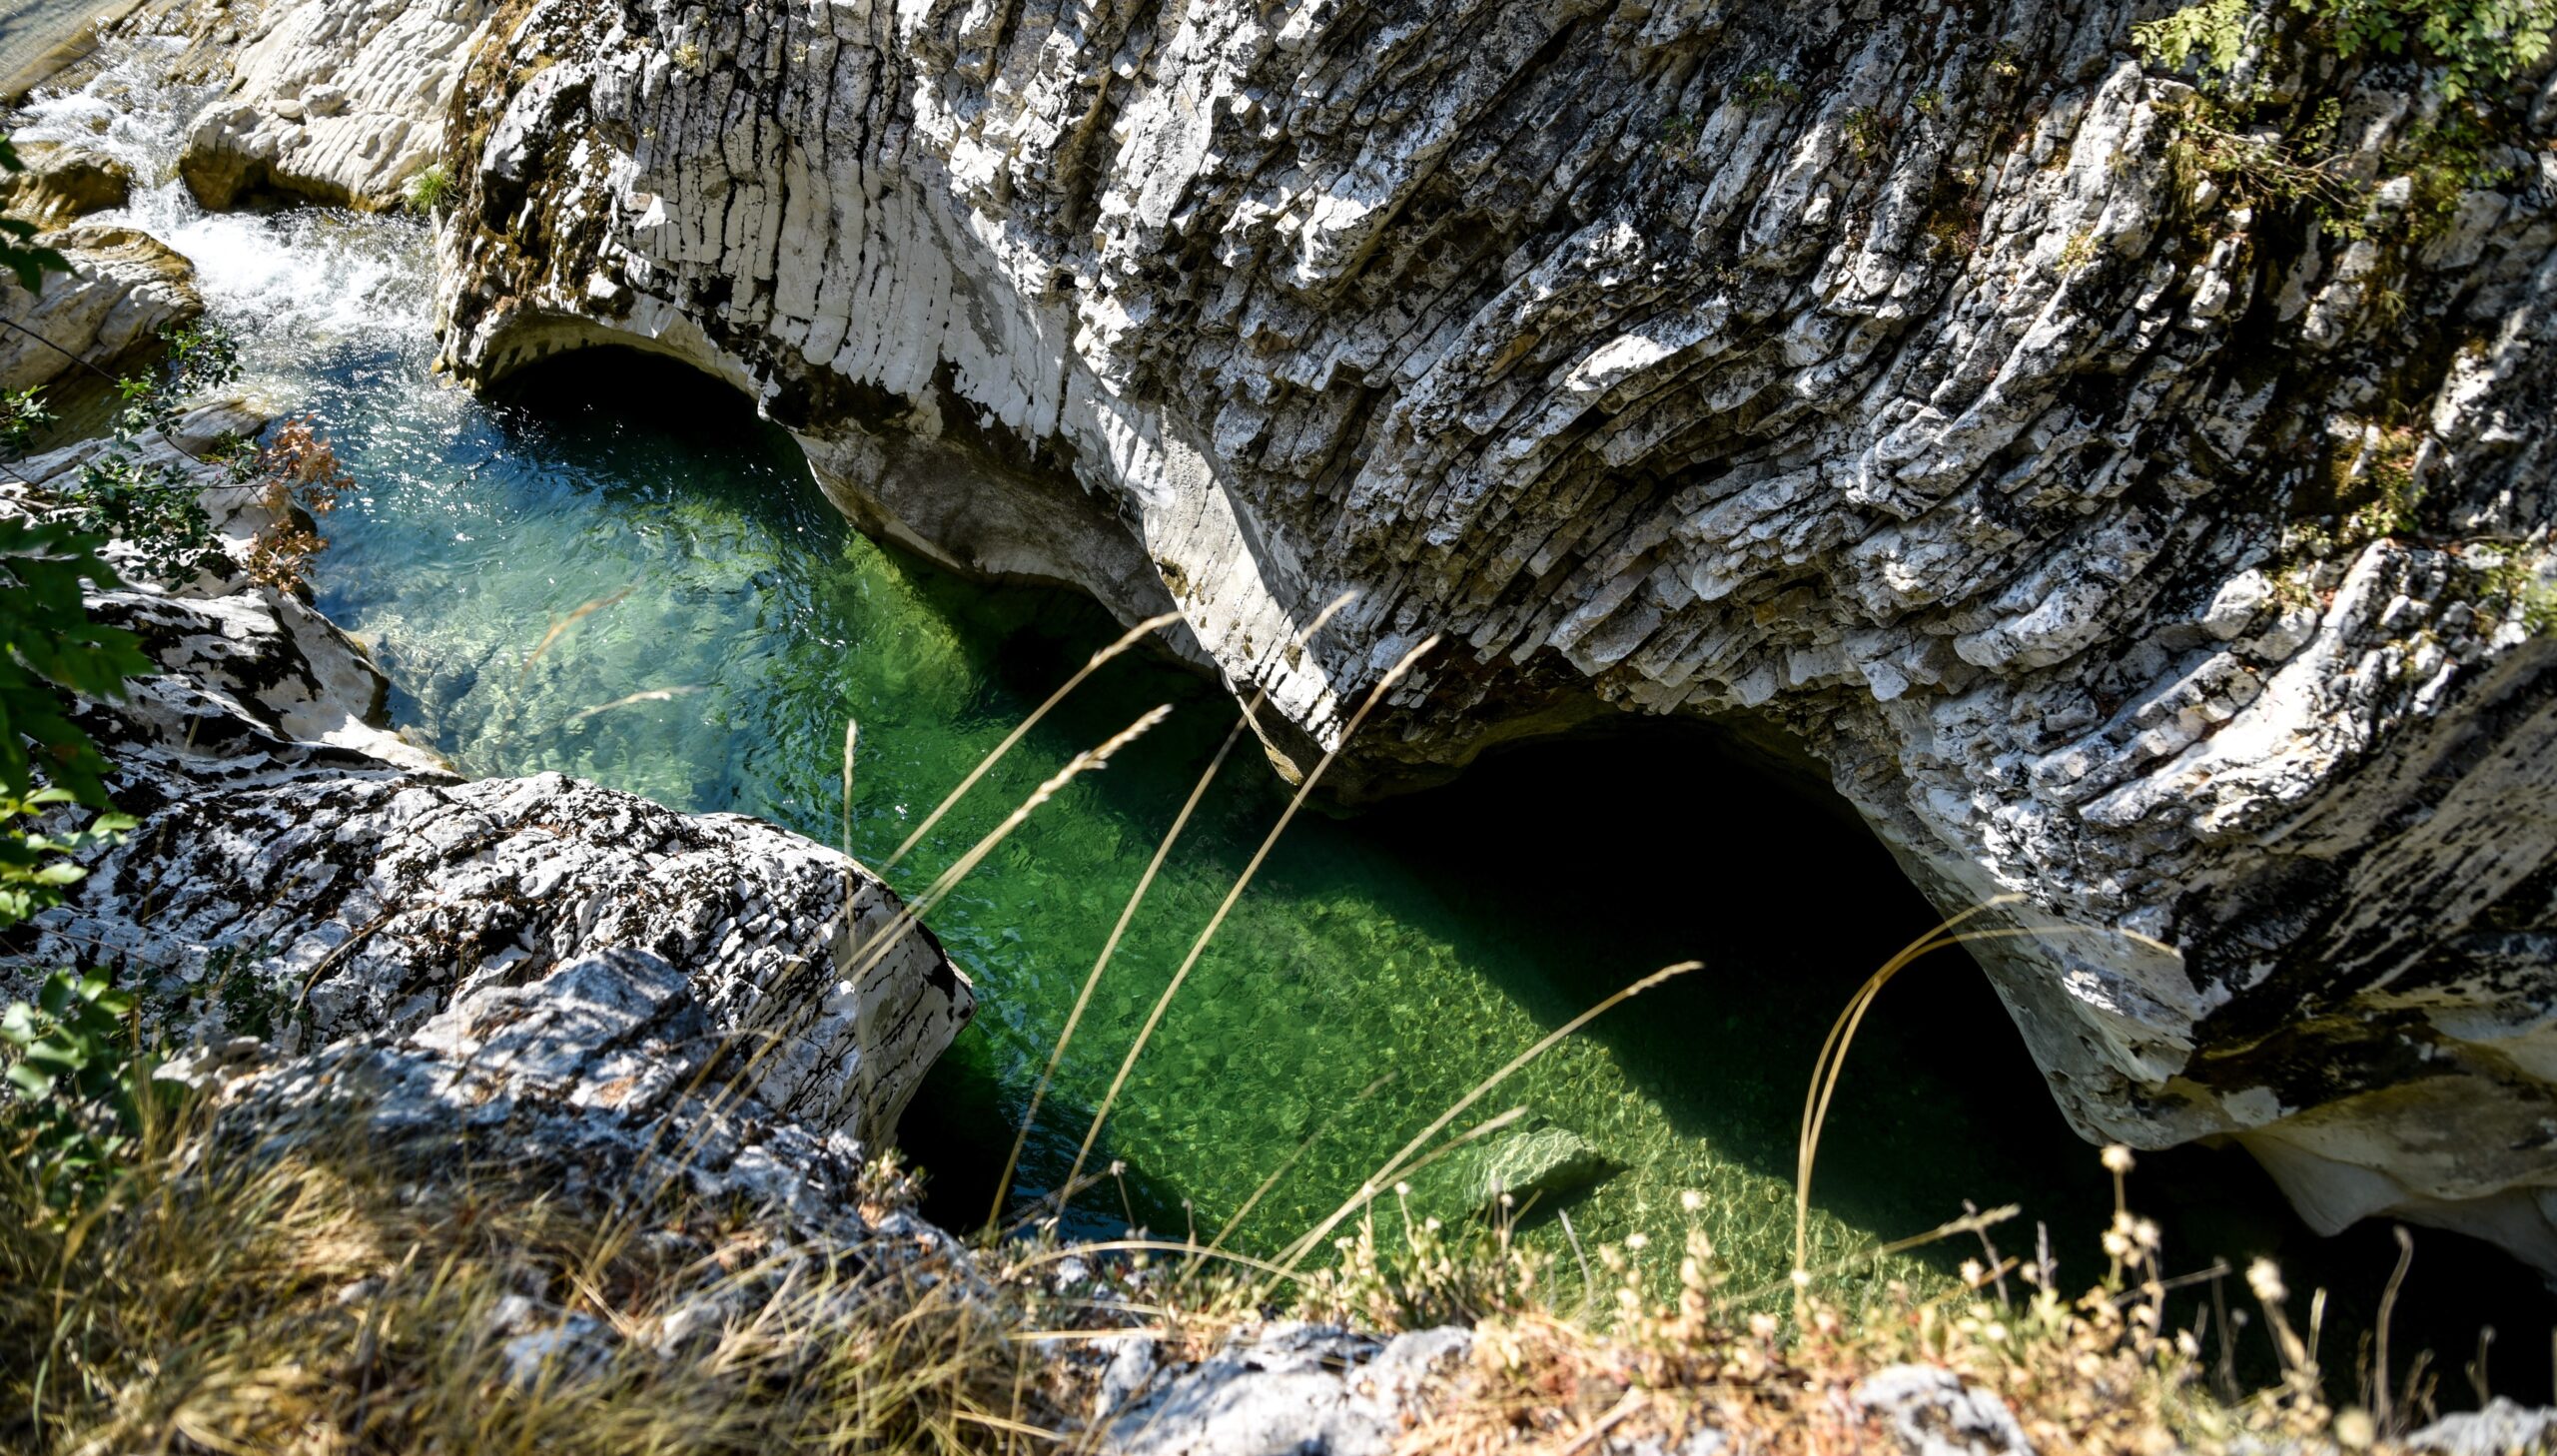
[2136,0,2556,99]
[0,970,157,1210]
[2133,0,2256,72]
[0,386,52,453]
[55,319,251,584]
[2310,0,2556,97]
[0,517,153,805]
[0,789,130,928]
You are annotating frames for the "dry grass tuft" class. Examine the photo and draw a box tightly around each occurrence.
[1284,1142,2402,1456]
[0,1103,1058,1456]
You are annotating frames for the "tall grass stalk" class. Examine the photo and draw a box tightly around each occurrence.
[1275,959,1702,1278]
[811,706,1174,1130]
[2374,1224,2414,1428]
[1791,902,2173,1283]
[1060,633,1442,1211]
[839,705,1174,992]
[984,716,1248,1231]
[0,1096,1052,1456]
[888,611,1183,869]
[986,593,1358,1232]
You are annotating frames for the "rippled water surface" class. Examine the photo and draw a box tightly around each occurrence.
[20,43,2552,1362]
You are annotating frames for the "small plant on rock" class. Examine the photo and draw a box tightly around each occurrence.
[403,163,451,216]
[1736,67,1801,108]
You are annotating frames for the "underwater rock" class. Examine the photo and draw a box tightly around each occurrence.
[1414,1122,1613,1219]
[0,223,198,391]
[146,0,2557,1269]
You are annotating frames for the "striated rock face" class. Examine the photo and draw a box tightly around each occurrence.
[221,944,964,1239]
[0,223,197,391]
[145,0,2557,1265]
[177,0,493,211]
[1,141,134,226]
[5,406,975,1148]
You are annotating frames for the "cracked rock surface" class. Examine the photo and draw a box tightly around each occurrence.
[0,222,198,391]
[117,0,2557,1268]
[5,401,975,1151]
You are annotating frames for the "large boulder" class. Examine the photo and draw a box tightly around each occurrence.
[7,405,975,1150]
[0,223,197,392]
[176,0,494,211]
[0,141,134,227]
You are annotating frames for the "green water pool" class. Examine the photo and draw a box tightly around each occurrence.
[308,347,2086,1290]
[11,39,2542,1392]
[44,171,2530,1376]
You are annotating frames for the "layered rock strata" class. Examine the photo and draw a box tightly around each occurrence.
[1,141,133,226]
[5,403,975,1148]
[177,0,493,211]
[123,0,2557,1267]
[0,223,197,391]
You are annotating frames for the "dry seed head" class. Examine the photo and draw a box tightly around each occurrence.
[2245,1257,2287,1303]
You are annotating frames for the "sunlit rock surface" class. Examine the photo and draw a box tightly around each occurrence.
[126,0,2557,1266]
[6,403,974,1150]
[177,0,493,211]
[0,222,197,390]
[1,140,135,226]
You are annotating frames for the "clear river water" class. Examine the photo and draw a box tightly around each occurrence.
[15,42,2549,1375]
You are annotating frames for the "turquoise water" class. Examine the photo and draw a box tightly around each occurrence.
[17,52,2550,1375]
[308,347,2073,1287]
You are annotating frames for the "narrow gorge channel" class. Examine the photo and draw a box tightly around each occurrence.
[14,40,2549,1382]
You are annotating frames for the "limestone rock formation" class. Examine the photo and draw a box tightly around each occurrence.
[5,403,975,1149]
[1103,1325,1474,1456]
[218,943,962,1243]
[177,0,492,210]
[0,223,197,391]
[135,0,2557,1267]
[0,141,134,226]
